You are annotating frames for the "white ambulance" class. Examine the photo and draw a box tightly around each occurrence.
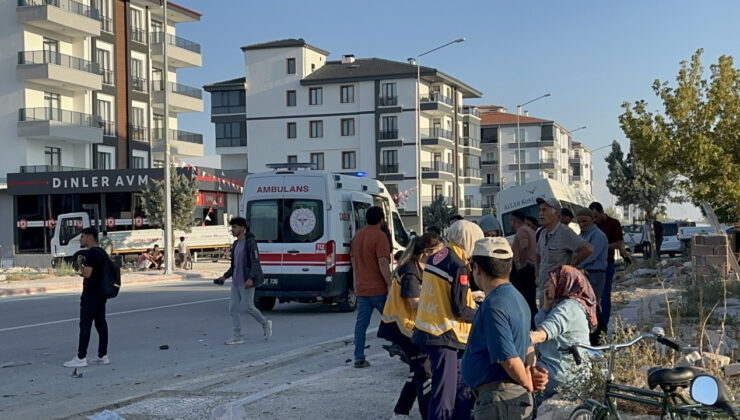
[242,163,411,312]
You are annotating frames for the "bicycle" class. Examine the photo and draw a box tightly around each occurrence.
[567,326,738,419]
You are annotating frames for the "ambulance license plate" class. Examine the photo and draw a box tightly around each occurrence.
[265,278,279,286]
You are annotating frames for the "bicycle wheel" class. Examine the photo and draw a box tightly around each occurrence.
[570,404,605,420]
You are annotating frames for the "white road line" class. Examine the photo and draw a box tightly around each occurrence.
[0,297,228,333]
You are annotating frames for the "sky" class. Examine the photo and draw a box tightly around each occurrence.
[171,0,740,222]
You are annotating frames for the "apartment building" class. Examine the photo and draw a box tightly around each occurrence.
[205,38,483,230]
[0,0,220,263]
[478,106,593,208]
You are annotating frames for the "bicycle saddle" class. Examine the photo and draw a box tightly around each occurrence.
[647,366,697,390]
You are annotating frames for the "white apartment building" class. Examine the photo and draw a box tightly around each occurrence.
[207,39,483,230]
[478,106,593,209]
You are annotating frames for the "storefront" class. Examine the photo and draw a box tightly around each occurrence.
[7,168,242,255]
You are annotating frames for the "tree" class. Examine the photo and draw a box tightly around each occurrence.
[622,49,740,223]
[423,196,458,232]
[604,207,620,220]
[142,165,198,232]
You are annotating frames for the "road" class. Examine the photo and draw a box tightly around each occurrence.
[0,274,389,419]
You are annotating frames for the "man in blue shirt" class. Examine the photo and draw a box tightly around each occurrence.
[575,208,608,300]
[461,237,547,419]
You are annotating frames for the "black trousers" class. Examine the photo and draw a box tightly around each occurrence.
[392,335,432,419]
[78,294,108,359]
[511,264,537,329]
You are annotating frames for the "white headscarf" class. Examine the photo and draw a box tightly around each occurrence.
[446,220,484,259]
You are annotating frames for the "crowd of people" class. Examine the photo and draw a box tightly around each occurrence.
[352,199,627,420]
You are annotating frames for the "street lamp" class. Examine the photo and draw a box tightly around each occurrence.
[413,37,465,233]
[162,0,174,274]
[515,93,551,185]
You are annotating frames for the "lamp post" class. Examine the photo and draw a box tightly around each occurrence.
[515,93,551,185]
[413,37,465,233]
[162,0,174,274]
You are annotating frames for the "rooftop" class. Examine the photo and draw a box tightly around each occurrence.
[203,77,246,91]
[240,38,330,55]
[480,111,552,126]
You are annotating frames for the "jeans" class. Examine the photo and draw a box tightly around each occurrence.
[601,263,615,330]
[427,346,471,420]
[78,294,108,359]
[354,295,386,361]
[473,383,533,420]
[230,283,268,336]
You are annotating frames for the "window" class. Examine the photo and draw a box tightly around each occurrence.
[381,116,398,138]
[45,146,61,167]
[381,149,398,173]
[247,199,324,243]
[309,120,323,138]
[132,156,146,168]
[342,151,356,169]
[286,58,296,74]
[43,37,58,61]
[130,58,144,91]
[380,82,397,105]
[287,155,297,163]
[481,127,498,144]
[150,19,162,33]
[216,121,246,147]
[310,152,324,170]
[287,122,297,139]
[44,92,60,110]
[131,107,146,141]
[515,150,525,164]
[286,90,296,107]
[96,151,112,169]
[97,99,113,135]
[130,9,144,42]
[541,124,555,141]
[393,212,410,247]
[340,85,354,103]
[341,118,355,136]
[96,48,112,84]
[211,90,245,114]
[515,128,526,142]
[309,87,322,105]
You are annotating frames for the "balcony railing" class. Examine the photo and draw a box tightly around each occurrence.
[379,130,398,140]
[379,163,399,174]
[18,0,102,20]
[481,159,498,165]
[153,80,202,99]
[462,168,481,178]
[461,197,481,208]
[130,26,145,43]
[153,128,203,144]
[420,92,453,106]
[101,120,115,136]
[20,165,88,173]
[100,16,112,33]
[378,96,397,106]
[422,197,455,207]
[461,136,480,148]
[421,127,453,139]
[215,137,246,147]
[421,161,453,173]
[18,50,102,75]
[129,125,148,142]
[131,76,147,93]
[101,69,113,85]
[541,158,557,164]
[461,107,480,117]
[572,175,583,181]
[150,31,201,53]
[482,182,501,188]
[19,107,102,127]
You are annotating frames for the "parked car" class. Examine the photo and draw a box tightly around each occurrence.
[678,224,732,255]
[660,220,696,257]
[623,224,644,254]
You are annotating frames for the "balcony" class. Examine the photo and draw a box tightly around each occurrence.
[129,125,148,143]
[507,160,557,171]
[460,197,481,208]
[101,120,115,137]
[480,182,502,193]
[378,96,398,107]
[481,159,498,166]
[150,32,202,68]
[215,137,246,148]
[101,69,114,85]
[379,163,399,174]
[17,50,102,91]
[152,128,204,157]
[420,92,454,115]
[379,130,399,140]
[421,127,454,149]
[100,15,112,33]
[152,81,204,113]
[507,140,555,149]
[18,107,102,144]
[131,76,148,93]
[20,164,88,173]
[130,26,145,43]
[422,197,455,208]
[461,107,481,119]
[421,161,454,181]
[572,175,583,182]
[17,0,101,38]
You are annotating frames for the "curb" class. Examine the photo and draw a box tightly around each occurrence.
[0,273,189,298]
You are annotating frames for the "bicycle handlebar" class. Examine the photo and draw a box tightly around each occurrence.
[567,332,682,365]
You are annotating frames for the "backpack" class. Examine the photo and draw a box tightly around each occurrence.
[99,252,121,299]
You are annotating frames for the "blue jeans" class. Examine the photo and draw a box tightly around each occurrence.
[601,263,615,330]
[354,295,387,361]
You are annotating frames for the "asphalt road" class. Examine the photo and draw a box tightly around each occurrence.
[0,276,374,419]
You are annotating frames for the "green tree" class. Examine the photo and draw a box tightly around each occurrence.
[142,164,198,232]
[423,196,458,232]
[621,49,740,223]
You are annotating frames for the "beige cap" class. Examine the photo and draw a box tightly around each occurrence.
[472,237,514,260]
[536,197,562,212]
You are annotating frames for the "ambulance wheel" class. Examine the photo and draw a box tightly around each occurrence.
[255,297,276,311]
[338,280,357,313]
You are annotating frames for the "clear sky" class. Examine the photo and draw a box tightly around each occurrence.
[172,0,740,222]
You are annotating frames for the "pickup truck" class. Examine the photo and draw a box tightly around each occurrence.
[50,211,232,267]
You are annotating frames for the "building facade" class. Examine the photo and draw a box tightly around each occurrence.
[206,38,483,230]
[0,0,211,264]
[478,106,593,209]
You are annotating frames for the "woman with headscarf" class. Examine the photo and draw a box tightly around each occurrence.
[530,265,597,401]
[379,232,444,420]
[412,220,485,420]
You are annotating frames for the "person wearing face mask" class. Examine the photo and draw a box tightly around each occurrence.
[530,265,597,402]
[412,220,484,420]
[379,232,445,420]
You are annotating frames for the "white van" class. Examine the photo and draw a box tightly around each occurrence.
[242,164,410,312]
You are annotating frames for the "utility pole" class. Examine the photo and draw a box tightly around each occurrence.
[162,0,174,274]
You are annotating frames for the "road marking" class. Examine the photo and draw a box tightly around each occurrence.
[0,297,228,333]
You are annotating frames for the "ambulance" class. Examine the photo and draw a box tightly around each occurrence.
[242,163,411,312]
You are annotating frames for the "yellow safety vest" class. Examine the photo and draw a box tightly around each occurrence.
[380,270,417,337]
[414,243,476,344]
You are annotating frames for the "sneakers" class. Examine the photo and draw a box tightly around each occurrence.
[225,335,245,345]
[90,355,110,365]
[263,320,272,340]
[354,360,371,368]
[63,356,87,368]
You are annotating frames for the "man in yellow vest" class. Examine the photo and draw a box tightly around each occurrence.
[412,220,484,420]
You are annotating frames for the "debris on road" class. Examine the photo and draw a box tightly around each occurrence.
[0,361,31,368]
[159,345,169,350]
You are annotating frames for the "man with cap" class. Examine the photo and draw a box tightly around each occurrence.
[462,237,547,419]
[477,214,502,237]
[535,197,593,303]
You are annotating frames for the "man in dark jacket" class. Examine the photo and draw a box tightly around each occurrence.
[216,217,272,344]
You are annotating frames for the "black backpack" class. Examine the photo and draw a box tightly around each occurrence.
[99,252,121,299]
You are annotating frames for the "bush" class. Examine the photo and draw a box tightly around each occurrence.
[53,260,76,277]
